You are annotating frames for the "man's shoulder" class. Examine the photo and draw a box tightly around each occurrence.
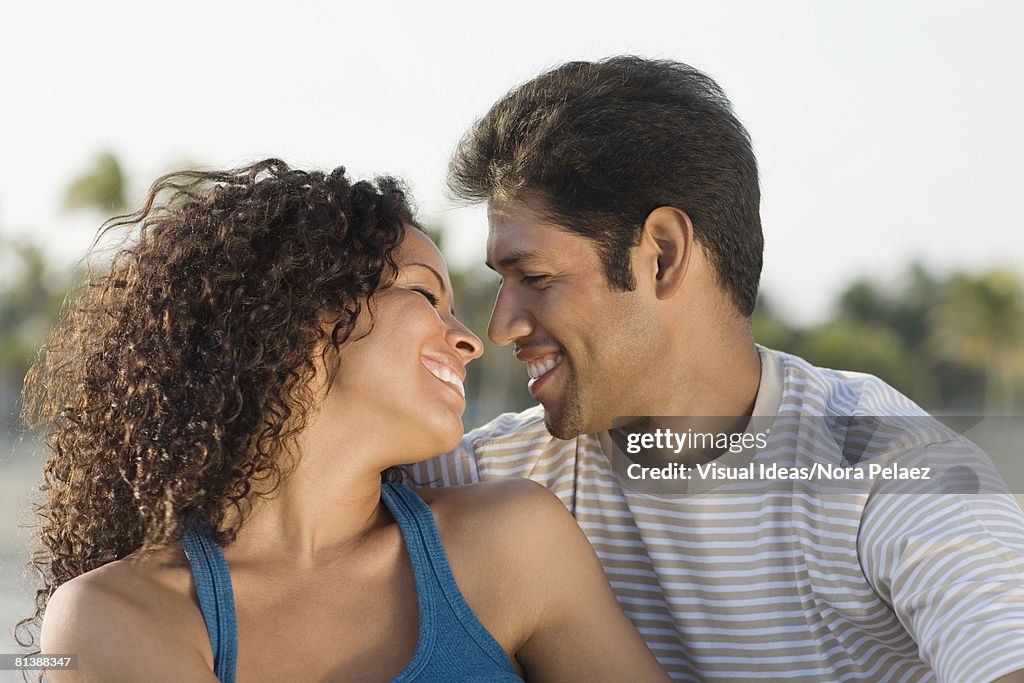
[463,404,557,449]
[764,346,961,462]
[765,346,927,418]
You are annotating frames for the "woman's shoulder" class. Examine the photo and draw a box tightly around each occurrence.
[415,480,671,682]
[419,477,573,544]
[42,545,216,681]
[417,476,561,509]
[45,545,188,624]
[417,479,590,594]
[415,479,583,654]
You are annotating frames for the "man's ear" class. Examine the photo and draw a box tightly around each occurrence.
[640,206,693,300]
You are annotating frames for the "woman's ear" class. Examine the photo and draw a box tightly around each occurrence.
[639,206,693,300]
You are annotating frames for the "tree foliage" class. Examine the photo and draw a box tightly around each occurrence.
[63,151,127,215]
[0,237,76,430]
[752,264,1023,413]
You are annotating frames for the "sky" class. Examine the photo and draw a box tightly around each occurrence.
[1,0,1021,324]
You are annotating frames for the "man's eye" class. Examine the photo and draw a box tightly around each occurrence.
[522,274,550,286]
[412,287,440,307]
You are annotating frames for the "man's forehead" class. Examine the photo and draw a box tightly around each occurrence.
[487,205,552,260]
[488,197,538,229]
[487,195,568,235]
[485,202,597,271]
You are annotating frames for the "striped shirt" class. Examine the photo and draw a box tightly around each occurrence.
[407,346,1024,682]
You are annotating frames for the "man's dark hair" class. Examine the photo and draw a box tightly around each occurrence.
[449,55,763,316]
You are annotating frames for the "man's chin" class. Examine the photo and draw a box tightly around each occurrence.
[541,402,585,441]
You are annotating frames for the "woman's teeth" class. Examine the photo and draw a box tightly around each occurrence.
[527,354,564,380]
[427,364,465,397]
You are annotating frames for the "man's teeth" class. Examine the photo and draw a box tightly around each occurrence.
[427,364,465,397]
[527,354,564,380]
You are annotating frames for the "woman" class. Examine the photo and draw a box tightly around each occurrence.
[20,160,669,682]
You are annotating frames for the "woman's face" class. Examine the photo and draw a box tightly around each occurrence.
[319,228,483,462]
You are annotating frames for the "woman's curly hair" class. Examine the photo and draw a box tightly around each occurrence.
[16,158,416,649]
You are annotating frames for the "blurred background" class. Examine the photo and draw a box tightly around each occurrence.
[2,0,1022,670]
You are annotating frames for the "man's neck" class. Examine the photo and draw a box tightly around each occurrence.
[644,332,762,419]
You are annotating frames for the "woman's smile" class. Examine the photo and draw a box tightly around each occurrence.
[421,356,466,399]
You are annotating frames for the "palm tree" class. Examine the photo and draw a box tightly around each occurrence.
[63,151,127,214]
[0,152,128,432]
[929,269,1024,414]
[0,238,67,431]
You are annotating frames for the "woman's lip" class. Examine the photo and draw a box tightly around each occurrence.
[421,358,466,399]
[435,377,466,401]
[421,356,466,382]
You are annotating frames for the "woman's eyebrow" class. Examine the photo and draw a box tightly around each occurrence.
[405,262,447,294]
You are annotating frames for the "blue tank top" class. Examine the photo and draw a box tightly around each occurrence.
[182,482,523,682]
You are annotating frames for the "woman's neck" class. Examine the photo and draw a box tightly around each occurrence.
[225,419,394,568]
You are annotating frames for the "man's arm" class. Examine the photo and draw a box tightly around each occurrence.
[860,443,1024,683]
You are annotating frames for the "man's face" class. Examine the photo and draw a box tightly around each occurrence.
[486,199,657,439]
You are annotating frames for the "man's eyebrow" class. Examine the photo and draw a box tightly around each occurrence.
[405,262,447,294]
[484,250,547,272]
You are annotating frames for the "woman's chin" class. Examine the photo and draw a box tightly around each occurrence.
[401,420,465,464]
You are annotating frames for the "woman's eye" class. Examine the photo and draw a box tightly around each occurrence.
[412,287,440,307]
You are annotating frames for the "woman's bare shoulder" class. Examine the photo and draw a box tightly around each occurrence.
[417,479,580,650]
[418,477,561,510]
[418,478,587,594]
[420,478,571,539]
[42,545,216,682]
[419,480,670,682]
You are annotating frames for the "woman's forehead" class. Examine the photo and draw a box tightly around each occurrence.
[397,227,446,271]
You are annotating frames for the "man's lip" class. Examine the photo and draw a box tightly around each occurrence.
[528,359,560,398]
[514,346,564,364]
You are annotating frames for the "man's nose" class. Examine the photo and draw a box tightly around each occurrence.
[487,282,533,346]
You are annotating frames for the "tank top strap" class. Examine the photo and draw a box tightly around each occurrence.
[380,482,516,677]
[182,525,238,683]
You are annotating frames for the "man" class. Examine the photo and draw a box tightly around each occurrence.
[409,57,1024,682]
